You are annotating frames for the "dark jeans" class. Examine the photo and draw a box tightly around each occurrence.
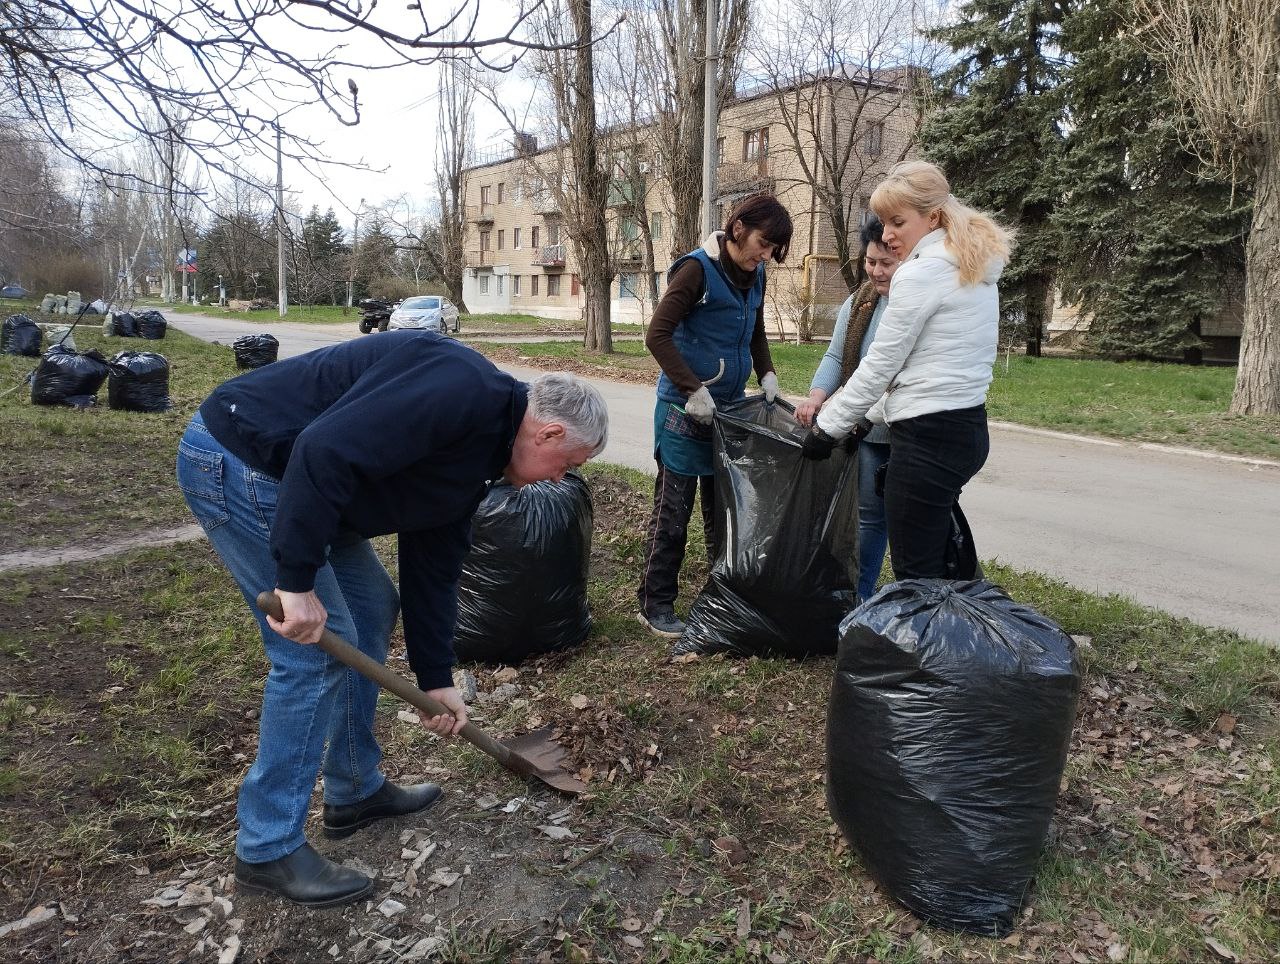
[636,459,718,615]
[885,405,989,581]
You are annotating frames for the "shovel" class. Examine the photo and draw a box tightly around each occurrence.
[256,591,587,795]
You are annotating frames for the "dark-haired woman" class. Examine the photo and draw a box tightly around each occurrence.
[636,193,794,638]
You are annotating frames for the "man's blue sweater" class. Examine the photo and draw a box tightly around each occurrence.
[199,330,528,690]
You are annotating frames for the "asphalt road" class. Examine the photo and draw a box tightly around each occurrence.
[171,314,1280,645]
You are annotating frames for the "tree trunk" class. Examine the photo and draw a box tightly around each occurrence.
[1231,140,1280,414]
[1023,270,1053,358]
[582,272,613,351]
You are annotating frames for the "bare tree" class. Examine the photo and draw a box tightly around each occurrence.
[1134,0,1280,415]
[484,0,618,351]
[434,58,476,312]
[749,0,938,293]
[628,0,750,259]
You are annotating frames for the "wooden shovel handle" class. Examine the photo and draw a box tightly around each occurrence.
[255,591,533,777]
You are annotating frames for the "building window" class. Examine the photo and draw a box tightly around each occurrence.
[571,274,580,296]
[744,127,769,161]
[480,185,490,206]
[548,223,561,245]
[531,274,539,296]
[513,275,521,297]
[531,225,540,248]
[547,275,561,297]
[513,227,521,249]
[716,136,725,166]
[860,194,873,226]
[513,181,523,203]
[479,275,489,294]
[480,230,491,251]
[650,212,662,239]
[619,272,640,300]
[497,229,504,250]
[497,275,504,296]
[866,121,884,157]
[652,272,662,296]
[497,182,505,203]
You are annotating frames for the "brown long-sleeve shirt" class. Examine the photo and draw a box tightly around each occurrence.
[645,254,773,397]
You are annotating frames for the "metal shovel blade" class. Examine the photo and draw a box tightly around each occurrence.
[504,727,589,794]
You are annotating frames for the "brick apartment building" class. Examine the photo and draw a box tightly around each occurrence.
[461,75,920,334]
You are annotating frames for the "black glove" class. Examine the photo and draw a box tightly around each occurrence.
[850,418,874,443]
[801,425,838,460]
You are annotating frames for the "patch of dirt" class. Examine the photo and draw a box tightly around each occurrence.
[475,345,659,387]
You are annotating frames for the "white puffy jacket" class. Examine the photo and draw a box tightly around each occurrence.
[817,228,1004,437]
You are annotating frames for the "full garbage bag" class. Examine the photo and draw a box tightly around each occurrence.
[453,473,593,665]
[2,314,42,356]
[233,333,280,369]
[31,346,111,406]
[674,395,860,658]
[827,579,1081,936]
[107,350,172,412]
[136,310,167,339]
[109,311,139,338]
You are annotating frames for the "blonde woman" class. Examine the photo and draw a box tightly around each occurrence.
[802,160,1013,581]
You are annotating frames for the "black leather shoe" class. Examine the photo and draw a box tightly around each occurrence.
[323,781,443,839]
[234,842,372,908]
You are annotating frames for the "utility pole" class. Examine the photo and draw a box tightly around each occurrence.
[346,198,365,309]
[276,125,288,318]
[701,0,719,238]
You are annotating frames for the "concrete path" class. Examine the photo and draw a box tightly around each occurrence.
[163,314,1280,645]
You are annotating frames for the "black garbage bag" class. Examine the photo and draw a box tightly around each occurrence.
[674,395,860,658]
[107,350,172,412]
[136,310,167,339]
[233,333,280,369]
[31,346,111,406]
[2,314,42,356]
[827,579,1081,936]
[111,311,139,337]
[453,473,593,665]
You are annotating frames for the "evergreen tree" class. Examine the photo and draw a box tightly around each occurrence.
[924,0,1067,356]
[293,206,347,305]
[1054,0,1250,360]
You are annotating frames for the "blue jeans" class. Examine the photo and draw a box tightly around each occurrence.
[856,440,891,603]
[176,413,400,862]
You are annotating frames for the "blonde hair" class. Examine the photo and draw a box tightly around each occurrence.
[870,160,1015,286]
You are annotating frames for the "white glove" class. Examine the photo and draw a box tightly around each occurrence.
[761,371,779,403]
[685,386,716,425]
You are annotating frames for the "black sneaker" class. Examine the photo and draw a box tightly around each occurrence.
[637,609,686,638]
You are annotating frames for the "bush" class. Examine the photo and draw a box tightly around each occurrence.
[367,276,445,302]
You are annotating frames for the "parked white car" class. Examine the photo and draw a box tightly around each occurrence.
[387,296,460,333]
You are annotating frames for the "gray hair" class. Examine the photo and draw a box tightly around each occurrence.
[528,371,609,456]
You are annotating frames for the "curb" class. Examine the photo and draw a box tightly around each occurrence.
[988,420,1280,470]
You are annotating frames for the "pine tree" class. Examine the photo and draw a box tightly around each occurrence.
[923,0,1067,356]
[1053,0,1250,360]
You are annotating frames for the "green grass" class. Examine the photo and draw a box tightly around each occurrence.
[469,339,1280,458]
[148,301,355,324]
[463,311,645,334]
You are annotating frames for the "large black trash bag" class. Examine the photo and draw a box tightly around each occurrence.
[31,346,111,406]
[110,311,139,337]
[827,579,1081,936]
[107,350,172,412]
[2,314,42,356]
[674,395,860,658]
[233,333,279,369]
[136,310,167,339]
[453,473,593,665]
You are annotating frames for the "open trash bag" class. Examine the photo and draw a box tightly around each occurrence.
[827,579,1081,936]
[674,395,860,659]
[453,473,593,664]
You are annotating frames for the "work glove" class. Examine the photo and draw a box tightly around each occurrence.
[761,371,779,403]
[685,386,716,425]
[850,418,874,444]
[801,425,838,460]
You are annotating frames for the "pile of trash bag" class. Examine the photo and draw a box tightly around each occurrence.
[136,310,167,339]
[108,350,172,412]
[31,346,111,408]
[2,314,42,356]
[453,473,593,664]
[827,579,1081,936]
[674,395,860,659]
[233,333,280,369]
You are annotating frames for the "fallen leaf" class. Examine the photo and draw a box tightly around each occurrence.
[620,917,643,932]
[622,935,644,948]
[736,898,751,940]
[570,694,591,710]
[493,666,519,684]
[539,825,575,840]
[1213,713,1237,735]
[1205,937,1240,961]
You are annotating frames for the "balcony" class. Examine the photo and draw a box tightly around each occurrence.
[615,240,644,264]
[533,192,560,216]
[467,248,494,267]
[717,159,774,197]
[471,204,495,224]
[607,179,640,209]
[533,243,566,269]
